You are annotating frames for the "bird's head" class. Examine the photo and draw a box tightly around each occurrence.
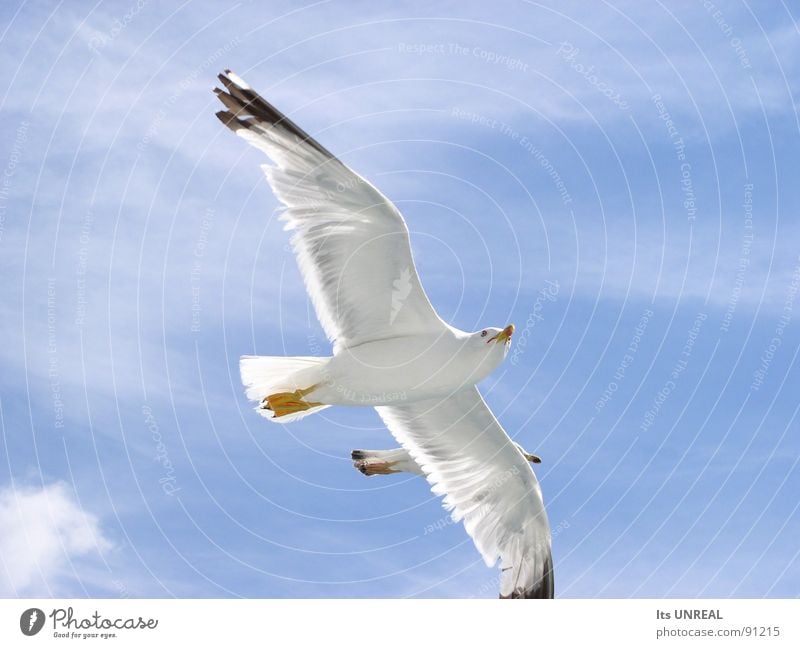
[474,324,515,357]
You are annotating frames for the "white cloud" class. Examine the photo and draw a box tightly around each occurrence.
[0,481,113,596]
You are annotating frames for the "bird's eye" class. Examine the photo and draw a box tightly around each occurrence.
[481,330,487,337]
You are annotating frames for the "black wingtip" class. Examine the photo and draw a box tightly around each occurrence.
[499,554,554,599]
[215,110,245,131]
[351,449,366,461]
[213,69,335,159]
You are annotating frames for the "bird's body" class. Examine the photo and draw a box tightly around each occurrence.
[215,69,554,598]
[291,328,511,407]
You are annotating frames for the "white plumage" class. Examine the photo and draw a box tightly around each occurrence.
[376,388,552,598]
[215,70,553,598]
[218,71,442,353]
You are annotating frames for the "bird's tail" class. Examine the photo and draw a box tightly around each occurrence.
[240,355,331,422]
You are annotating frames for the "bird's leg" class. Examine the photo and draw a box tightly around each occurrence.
[523,452,542,464]
[350,449,414,477]
[261,384,322,418]
[354,460,401,476]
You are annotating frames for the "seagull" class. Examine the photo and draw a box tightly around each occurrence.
[215,70,553,598]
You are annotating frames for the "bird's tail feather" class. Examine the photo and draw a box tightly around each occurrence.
[240,355,331,422]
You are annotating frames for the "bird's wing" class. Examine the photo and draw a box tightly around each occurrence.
[215,70,446,352]
[376,387,553,598]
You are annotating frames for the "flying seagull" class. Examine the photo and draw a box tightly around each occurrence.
[214,70,553,598]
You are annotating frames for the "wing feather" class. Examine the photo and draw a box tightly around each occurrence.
[214,70,445,351]
[377,387,554,598]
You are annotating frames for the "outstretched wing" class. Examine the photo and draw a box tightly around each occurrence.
[377,387,553,598]
[215,70,446,352]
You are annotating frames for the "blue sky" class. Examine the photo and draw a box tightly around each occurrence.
[0,0,798,597]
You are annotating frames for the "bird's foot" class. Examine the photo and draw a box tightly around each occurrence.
[261,384,321,418]
[353,459,400,476]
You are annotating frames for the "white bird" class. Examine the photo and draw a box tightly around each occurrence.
[215,70,553,598]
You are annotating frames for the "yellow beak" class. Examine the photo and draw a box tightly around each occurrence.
[489,324,514,343]
[492,324,515,344]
